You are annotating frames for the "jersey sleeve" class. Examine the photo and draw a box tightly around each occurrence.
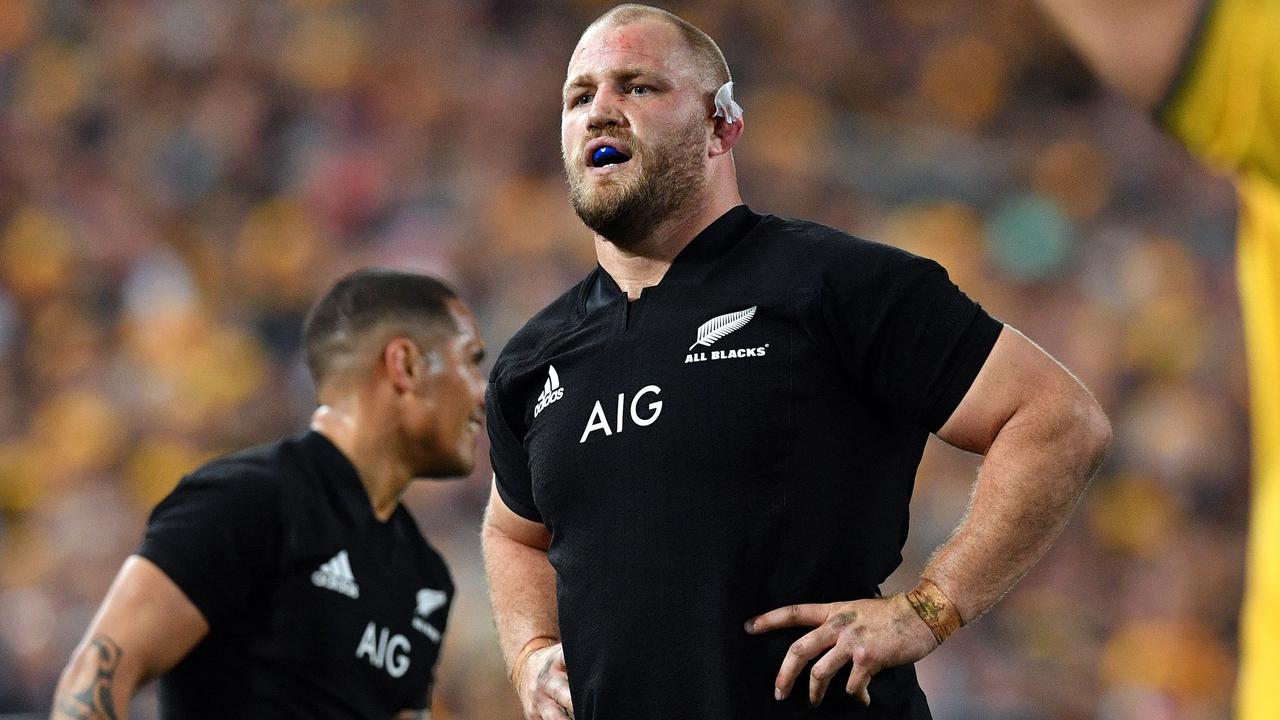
[486,377,543,523]
[135,465,282,627]
[821,249,1003,432]
[1158,0,1280,185]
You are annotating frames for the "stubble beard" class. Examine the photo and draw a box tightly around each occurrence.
[564,119,707,249]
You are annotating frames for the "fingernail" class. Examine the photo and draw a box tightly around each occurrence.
[774,687,783,701]
[744,619,755,633]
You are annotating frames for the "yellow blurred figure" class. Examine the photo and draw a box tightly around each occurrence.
[1036,1,1280,717]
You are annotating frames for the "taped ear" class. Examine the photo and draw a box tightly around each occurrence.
[710,81,744,156]
[713,81,743,123]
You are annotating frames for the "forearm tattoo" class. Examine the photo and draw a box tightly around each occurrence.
[55,634,122,720]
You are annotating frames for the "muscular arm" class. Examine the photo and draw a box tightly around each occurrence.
[1034,0,1205,109]
[481,481,558,674]
[481,480,573,718]
[928,325,1111,622]
[749,326,1110,705]
[51,556,208,719]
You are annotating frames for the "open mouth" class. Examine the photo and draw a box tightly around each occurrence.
[592,145,631,167]
[586,139,632,168]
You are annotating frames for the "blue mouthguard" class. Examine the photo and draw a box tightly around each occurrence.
[592,146,629,167]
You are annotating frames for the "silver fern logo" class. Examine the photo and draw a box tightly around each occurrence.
[688,306,756,350]
[684,306,769,364]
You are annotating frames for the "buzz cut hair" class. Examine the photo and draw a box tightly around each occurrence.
[587,4,731,91]
[303,268,460,389]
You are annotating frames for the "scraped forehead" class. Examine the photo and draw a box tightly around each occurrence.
[567,19,698,84]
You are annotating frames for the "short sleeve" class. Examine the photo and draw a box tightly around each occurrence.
[486,378,543,523]
[1158,0,1280,184]
[136,467,281,627]
[822,251,1002,432]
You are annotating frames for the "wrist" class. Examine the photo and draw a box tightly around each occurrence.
[904,578,963,645]
[510,635,557,686]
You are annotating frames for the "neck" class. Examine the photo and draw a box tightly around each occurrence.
[595,182,742,300]
[310,401,411,522]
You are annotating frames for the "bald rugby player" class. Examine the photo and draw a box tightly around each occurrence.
[481,5,1112,719]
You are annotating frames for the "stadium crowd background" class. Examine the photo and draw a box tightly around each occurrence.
[0,1,1246,718]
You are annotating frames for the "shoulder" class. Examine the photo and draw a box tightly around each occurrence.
[490,273,593,385]
[745,214,941,287]
[165,437,300,509]
[1158,0,1280,176]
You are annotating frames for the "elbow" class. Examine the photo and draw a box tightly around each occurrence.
[55,635,132,711]
[1074,392,1112,476]
[479,509,501,550]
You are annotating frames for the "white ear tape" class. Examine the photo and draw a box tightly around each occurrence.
[713,81,743,124]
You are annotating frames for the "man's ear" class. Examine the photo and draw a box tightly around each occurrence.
[709,114,744,157]
[383,338,419,394]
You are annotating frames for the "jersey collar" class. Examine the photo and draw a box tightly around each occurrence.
[585,204,763,311]
[300,430,395,524]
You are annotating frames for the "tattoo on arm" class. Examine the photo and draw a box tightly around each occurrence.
[56,635,122,720]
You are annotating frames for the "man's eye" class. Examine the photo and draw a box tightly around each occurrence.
[573,93,593,106]
[628,86,651,96]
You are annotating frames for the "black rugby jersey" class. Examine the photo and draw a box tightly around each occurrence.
[488,206,1002,719]
[137,430,453,718]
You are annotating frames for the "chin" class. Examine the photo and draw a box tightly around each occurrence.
[571,188,651,243]
[413,447,476,479]
[419,462,473,480]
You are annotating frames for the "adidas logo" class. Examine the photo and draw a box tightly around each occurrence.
[533,365,564,418]
[312,550,360,599]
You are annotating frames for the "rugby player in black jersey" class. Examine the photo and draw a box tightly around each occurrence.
[481,5,1112,719]
[52,269,485,719]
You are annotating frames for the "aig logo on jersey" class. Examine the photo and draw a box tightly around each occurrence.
[684,306,768,364]
[580,385,663,443]
[533,365,564,417]
[355,623,411,679]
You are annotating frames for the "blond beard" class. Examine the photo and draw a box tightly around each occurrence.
[564,118,707,248]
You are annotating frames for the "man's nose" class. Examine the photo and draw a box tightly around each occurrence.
[587,86,627,129]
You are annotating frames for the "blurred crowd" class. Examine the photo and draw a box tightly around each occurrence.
[0,1,1247,718]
